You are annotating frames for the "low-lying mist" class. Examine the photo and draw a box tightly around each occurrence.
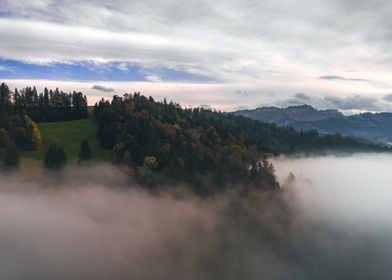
[1,154,392,279]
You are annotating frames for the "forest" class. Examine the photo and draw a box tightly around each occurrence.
[0,82,388,193]
[92,93,387,193]
[12,85,88,122]
[0,82,88,171]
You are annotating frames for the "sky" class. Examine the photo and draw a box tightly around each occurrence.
[1,0,392,113]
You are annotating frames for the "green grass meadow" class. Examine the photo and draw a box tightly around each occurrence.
[21,118,112,165]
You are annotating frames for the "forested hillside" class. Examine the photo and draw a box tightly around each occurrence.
[0,82,88,170]
[0,81,388,192]
[94,93,386,192]
[234,105,392,143]
[0,83,41,169]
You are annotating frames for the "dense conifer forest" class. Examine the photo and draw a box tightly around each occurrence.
[93,93,387,192]
[0,82,388,192]
[13,85,88,122]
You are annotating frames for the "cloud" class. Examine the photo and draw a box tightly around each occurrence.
[2,156,392,278]
[233,105,251,111]
[324,95,379,110]
[92,84,115,92]
[145,73,162,82]
[117,62,129,72]
[320,76,346,80]
[293,93,311,101]
[1,0,392,87]
[3,79,261,111]
[199,104,214,110]
[235,90,248,96]
[383,94,392,102]
[270,93,391,113]
[273,93,313,108]
[0,165,292,279]
[3,1,392,110]
[319,75,369,82]
[5,78,392,113]
[0,65,15,73]
[0,18,254,83]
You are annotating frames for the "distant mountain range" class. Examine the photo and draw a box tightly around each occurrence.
[234,105,392,143]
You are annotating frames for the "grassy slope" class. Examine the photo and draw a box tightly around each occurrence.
[21,118,112,165]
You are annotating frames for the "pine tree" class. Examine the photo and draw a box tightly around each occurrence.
[3,143,19,171]
[43,144,67,170]
[0,82,12,112]
[78,139,92,163]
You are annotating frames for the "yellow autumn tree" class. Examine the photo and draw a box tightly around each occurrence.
[25,116,42,150]
[143,156,158,170]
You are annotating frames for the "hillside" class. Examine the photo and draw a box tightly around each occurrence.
[92,94,388,193]
[1,81,389,192]
[21,119,111,164]
[234,105,392,143]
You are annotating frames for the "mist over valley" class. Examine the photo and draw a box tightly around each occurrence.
[0,155,391,279]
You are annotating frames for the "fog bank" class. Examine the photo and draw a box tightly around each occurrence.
[1,156,392,279]
[274,153,392,226]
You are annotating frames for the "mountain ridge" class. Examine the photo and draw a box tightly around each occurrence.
[234,105,392,143]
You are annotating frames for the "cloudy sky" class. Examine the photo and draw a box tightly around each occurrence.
[1,0,392,113]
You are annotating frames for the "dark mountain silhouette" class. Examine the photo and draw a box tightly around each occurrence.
[234,105,392,143]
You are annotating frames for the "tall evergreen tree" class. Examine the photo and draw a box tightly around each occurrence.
[0,82,12,112]
[43,144,67,170]
[78,139,92,163]
[3,143,19,171]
